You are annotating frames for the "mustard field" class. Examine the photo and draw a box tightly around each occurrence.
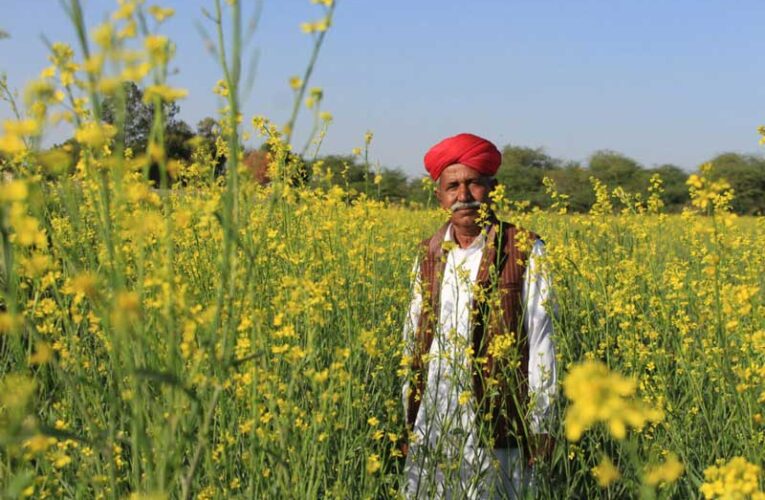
[0,1,764,498]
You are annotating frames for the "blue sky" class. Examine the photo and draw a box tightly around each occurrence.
[2,0,765,176]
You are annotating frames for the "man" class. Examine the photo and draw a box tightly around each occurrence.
[401,133,556,499]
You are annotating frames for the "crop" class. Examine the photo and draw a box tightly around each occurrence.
[0,1,763,498]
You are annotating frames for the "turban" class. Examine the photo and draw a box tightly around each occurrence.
[423,133,501,180]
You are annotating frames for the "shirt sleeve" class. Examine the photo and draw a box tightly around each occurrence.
[522,239,557,435]
[401,258,423,421]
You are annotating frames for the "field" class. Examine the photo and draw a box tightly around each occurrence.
[1,1,764,499]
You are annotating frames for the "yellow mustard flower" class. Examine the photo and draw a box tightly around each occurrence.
[592,455,620,488]
[644,453,685,486]
[564,360,664,441]
[700,457,764,499]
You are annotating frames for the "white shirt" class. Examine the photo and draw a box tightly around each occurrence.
[402,224,556,499]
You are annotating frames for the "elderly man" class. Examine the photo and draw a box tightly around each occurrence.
[401,133,557,499]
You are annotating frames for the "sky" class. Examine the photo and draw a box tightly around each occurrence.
[2,0,765,176]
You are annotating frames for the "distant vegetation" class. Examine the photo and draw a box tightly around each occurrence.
[3,79,765,215]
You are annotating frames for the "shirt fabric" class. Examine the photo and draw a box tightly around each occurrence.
[402,224,557,499]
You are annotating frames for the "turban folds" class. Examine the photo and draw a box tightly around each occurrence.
[423,133,501,180]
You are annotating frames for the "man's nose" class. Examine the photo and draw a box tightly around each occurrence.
[457,184,472,202]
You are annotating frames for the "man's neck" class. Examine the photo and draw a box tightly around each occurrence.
[451,224,482,249]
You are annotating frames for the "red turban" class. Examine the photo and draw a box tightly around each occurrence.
[423,133,501,180]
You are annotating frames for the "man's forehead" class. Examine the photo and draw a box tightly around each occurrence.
[440,163,485,180]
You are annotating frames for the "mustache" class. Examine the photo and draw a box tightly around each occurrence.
[450,201,482,212]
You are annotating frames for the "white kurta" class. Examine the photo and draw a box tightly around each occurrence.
[402,225,557,499]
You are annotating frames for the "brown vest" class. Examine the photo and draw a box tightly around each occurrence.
[407,220,536,451]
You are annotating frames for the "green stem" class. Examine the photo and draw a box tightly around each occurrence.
[284,4,335,146]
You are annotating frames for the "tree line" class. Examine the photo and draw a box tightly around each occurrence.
[305,146,765,215]
[5,81,764,215]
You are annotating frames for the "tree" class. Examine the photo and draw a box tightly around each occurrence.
[549,163,595,212]
[314,155,372,196]
[196,117,226,176]
[406,176,437,207]
[307,155,412,201]
[495,145,560,208]
[706,153,765,215]
[196,117,218,148]
[376,168,410,202]
[101,81,182,155]
[646,164,689,211]
[164,119,195,162]
[588,150,647,192]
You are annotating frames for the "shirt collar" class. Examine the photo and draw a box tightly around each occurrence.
[444,223,488,250]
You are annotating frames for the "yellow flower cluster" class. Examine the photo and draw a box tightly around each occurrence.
[143,83,188,103]
[687,163,735,212]
[644,453,685,486]
[0,119,40,154]
[592,455,621,487]
[301,18,331,34]
[74,122,117,149]
[700,457,765,499]
[487,332,516,360]
[563,360,664,441]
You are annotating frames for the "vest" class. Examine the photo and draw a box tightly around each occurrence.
[406,220,537,452]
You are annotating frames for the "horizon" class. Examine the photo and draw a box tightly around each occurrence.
[2,0,765,176]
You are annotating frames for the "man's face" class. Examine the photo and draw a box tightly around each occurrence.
[436,163,496,228]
